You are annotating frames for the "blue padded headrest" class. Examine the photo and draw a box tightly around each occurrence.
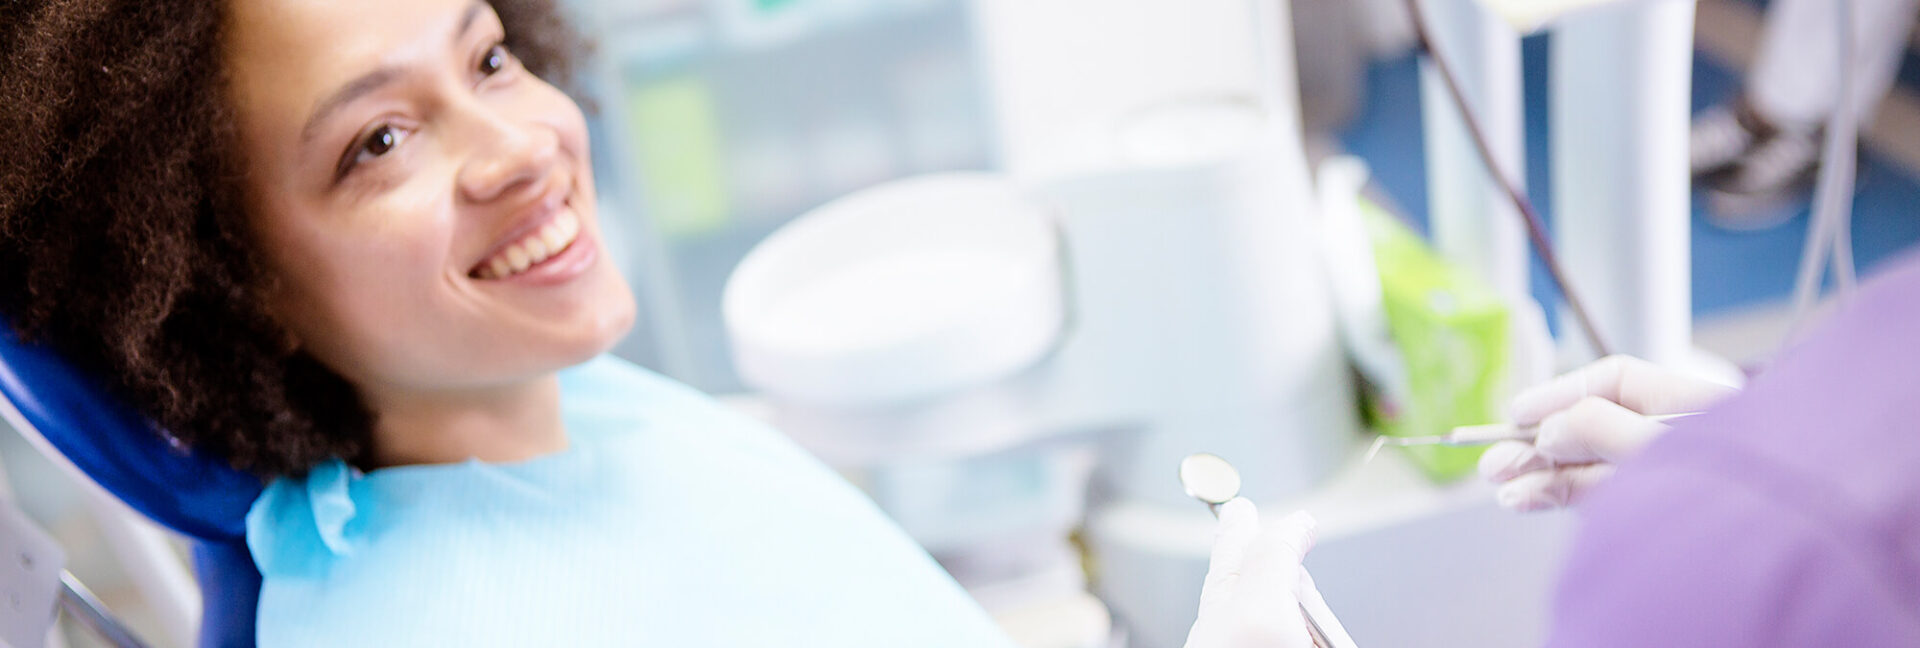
[0,322,263,647]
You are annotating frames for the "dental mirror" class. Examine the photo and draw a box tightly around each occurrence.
[1177,452,1346,647]
[1179,452,1241,515]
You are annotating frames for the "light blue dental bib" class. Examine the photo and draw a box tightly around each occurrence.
[246,356,1016,647]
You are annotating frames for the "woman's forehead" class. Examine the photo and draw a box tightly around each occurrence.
[223,0,494,125]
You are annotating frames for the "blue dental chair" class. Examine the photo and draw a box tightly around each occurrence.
[0,323,265,648]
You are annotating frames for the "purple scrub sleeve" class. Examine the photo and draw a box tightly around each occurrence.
[1546,253,1920,647]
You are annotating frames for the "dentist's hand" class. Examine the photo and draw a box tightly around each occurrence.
[1184,498,1329,648]
[1480,355,1738,511]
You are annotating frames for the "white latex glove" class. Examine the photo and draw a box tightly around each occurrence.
[1185,498,1352,648]
[1479,355,1739,511]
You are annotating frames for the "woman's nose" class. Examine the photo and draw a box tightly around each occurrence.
[455,111,561,204]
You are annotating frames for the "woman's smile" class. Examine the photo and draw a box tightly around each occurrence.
[467,189,594,284]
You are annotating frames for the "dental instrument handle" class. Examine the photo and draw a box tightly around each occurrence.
[1193,507,1338,647]
[1302,606,1335,648]
[1447,411,1704,444]
[1200,505,1340,648]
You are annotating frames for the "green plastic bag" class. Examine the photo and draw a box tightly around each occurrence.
[1360,201,1510,481]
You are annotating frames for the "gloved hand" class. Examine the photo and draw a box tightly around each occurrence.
[1185,498,1349,648]
[1479,355,1739,511]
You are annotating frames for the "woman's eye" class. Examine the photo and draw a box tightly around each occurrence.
[363,126,399,157]
[337,124,408,180]
[357,125,404,162]
[479,44,511,76]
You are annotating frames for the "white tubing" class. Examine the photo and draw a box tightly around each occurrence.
[1794,0,1862,326]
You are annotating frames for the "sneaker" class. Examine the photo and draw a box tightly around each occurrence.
[1690,104,1764,177]
[1704,128,1824,231]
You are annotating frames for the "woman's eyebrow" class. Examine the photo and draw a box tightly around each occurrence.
[297,1,491,145]
[453,1,488,39]
[301,68,400,145]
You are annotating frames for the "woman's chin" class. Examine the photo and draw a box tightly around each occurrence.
[557,286,638,365]
[517,262,638,367]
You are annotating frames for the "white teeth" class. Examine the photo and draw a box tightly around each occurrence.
[506,246,532,273]
[474,210,584,279]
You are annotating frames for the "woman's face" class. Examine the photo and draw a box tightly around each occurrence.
[224,0,635,398]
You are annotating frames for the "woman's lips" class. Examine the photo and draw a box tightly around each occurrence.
[471,210,581,280]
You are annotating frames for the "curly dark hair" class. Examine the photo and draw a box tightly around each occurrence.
[0,1,588,477]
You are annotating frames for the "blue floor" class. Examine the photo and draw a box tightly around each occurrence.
[1337,36,1920,318]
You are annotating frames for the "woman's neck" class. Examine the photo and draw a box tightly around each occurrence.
[360,374,567,469]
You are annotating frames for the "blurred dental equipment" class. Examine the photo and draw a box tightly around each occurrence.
[724,2,1365,642]
[1401,0,1613,359]
[1411,0,1722,379]
[1477,0,1677,32]
[0,479,148,648]
[723,174,1109,645]
[1793,0,1865,332]
[714,0,1605,643]
[58,571,149,648]
[0,496,62,648]
[725,174,1064,411]
[1178,453,1354,648]
[1363,412,1702,462]
[722,124,1356,640]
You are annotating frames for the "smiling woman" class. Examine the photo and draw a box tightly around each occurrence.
[222,0,636,470]
[0,0,1025,646]
[0,0,593,477]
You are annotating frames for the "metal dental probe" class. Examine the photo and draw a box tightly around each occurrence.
[1363,411,1704,463]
